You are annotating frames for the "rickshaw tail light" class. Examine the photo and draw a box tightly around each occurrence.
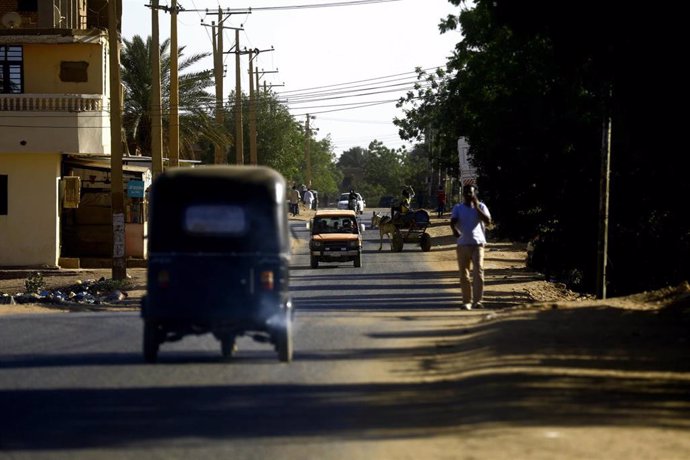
[260,270,274,290]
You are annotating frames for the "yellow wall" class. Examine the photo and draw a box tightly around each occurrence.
[0,153,61,267]
[24,43,104,94]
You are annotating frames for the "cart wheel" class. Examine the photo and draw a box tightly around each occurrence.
[275,316,293,363]
[354,251,362,268]
[392,233,404,252]
[220,336,237,359]
[143,320,160,363]
[310,256,319,269]
[420,232,432,252]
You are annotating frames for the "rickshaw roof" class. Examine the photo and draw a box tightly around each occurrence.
[314,210,357,218]
[160,165,284,186]
[153,165,286,202]
[148,165,290,253]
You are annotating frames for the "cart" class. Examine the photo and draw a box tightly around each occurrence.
[390,209,432,252]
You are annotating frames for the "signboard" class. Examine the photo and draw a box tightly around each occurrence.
[127,180,145,198]
[458,137,477,186]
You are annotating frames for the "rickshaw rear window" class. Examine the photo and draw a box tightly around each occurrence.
[184,205,247,235]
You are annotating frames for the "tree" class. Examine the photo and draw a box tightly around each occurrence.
[121,35,230,160]
[412,0,688,294]
[216,89,342,200]
[361,140,405,204]
[337,146,367,192]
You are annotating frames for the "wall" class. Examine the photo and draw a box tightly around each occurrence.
[0,153,61,267]
[24,43,104,94]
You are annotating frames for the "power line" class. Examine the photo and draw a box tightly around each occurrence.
[276,66,443,95]
[176,0,402,14]
[277,78,423,101]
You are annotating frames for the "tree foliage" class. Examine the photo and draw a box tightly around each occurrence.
[217,90,342,200]
[120,35,230,160]
[393,0,688,294]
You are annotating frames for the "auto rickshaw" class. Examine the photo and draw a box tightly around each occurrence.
[141,165,293,363]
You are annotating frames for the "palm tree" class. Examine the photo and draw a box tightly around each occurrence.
[120,35,231,160]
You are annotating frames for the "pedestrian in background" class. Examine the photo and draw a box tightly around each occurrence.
[303,188,315,210]
[289,185,301,216]
[436,185,446,218]
[450,184,492,310]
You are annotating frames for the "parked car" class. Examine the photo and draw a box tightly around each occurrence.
[308,209,364,268]
[337,192,365,214]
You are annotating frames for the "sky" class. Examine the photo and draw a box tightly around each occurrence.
[121,0,464,156]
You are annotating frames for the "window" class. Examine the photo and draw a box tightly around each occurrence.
[0,175,8,215]
[1,46,23,94]
[184,205,247,235]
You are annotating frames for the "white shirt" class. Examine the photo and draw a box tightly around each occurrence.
[304,190,314,205]
[451,202,491,245]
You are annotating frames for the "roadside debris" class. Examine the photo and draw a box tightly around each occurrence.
[0,276,130,307]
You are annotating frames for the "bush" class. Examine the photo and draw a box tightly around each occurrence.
[24,272,45,294]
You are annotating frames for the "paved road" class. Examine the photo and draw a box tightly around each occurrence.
[0,211,475,459]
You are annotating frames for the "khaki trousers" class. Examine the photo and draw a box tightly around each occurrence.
[456,244,485,304]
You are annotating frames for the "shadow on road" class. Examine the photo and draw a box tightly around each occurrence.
[2,302,689,450]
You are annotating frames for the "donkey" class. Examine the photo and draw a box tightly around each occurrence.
[372,211,397,251]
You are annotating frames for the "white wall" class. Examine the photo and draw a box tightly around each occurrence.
[0,153,61,267]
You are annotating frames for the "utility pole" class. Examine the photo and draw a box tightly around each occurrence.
[149,0,163,177]
[234,30,243,165]
[202,14,247,165]
[255,67,259,96]
[249,67,278,165]
[108,0,126,280]
[224,42,273,166]
[304,114,316,187]
[168,0,179,167]
[265,81,285,93]
[211,9,226,164]
[596,87,613,299]
[256,68,279,94]
[248,48,257,165]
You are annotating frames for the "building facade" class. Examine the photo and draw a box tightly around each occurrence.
[0,0,120,267]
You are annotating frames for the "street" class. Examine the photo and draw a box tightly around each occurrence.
[0,213,689,459]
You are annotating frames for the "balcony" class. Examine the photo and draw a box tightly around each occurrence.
[0,93,110,154]
[0,93,103,111]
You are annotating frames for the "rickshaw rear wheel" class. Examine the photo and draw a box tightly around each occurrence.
[220,336,237,359]
[143,320,160,363]
[275,316,293,363]
[420,232,432,252]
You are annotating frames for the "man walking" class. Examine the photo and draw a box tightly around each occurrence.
[303,188,315,211]
[289,185,301,216]
[436,185,446,218]
[450,184,492,310]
